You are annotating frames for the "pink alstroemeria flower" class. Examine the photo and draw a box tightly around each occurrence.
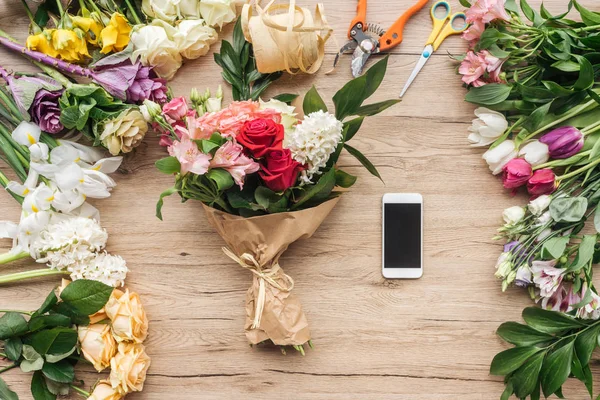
[210,141,260,188]
[466,0,510,24]
[462,19,485,44]
[168,137,211,175]
[459,51,488,86]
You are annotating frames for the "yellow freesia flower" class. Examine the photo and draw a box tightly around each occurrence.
[52,29,90,62]
[72,16,103,45]
[100,13,131,54]
[26,30,58,58]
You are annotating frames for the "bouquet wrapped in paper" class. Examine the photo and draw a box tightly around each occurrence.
[148,31,398,349]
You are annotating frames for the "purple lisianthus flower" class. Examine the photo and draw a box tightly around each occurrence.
[504,241,521,253]
[126,64,168,104]
[540,126,584,159]
[31,89,64,134]
[514,265,532,288]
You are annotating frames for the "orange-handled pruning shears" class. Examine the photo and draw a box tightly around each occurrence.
[334,0,430,77]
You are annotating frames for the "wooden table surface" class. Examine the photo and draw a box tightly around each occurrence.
[1,1,597,399]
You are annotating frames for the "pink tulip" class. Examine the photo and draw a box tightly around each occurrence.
[502,158,532,190]
[527,169,557,198]
[168,137,211,175]
[210,141,260,188]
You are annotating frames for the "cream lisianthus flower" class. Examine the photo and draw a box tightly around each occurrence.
[78,323,118,372]
[109,343,151,393]
[89,380,123,400]
[260,98,298,134]
[199,0,237,28]
[105,289,149,343]
[100,109,149,156]
[130,21,182,80]
[502,206,525,226]
[174,20,218,60]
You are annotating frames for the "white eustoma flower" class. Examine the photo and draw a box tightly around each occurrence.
[174,20,218,60]
[535,211,552,226]
[72,252,128,287]
[468,107,508,147]
[519,140,549,167]
[130,21,182,80]
[494,252,512,279]
[260,98,298,134]
[205,86,223,113]
[285,110,343,184]
[482,140,517,175]
[199,0,236,28]
[502,206,525,226]
[528,195,551,216]
[12,121,41,147]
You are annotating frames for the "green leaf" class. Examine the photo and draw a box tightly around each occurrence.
[572,350,594,397]
[550,196,588,223]
[0,312,28,339]
[513,351,545,398]
[156,186,178,220]
[50,303,89,326]
[207,169,234,192]
[575,324,599,366]
[522,102,552,132]
[343,117,365,141]
[520,0,544,25]
[272,93,298,104]
[568,235,597,272]
[465,84,512,106]
[292,168,336,210]
[155,156,181,174]
[28,314,71,332]
[335,170,357,188]
[595,206,600,233]
[458,0,471,7]
[303,86,327,114]
[232,17,246,53]
[254,186,288,213]
[44,346,76,364]
[540,339,574,397]
[574,0,600,26]
[60,280,113,316]
[4,337,22,361]
[31,371,56,400]
[500,380,514,400]
[490,346,542,376]
[522,307,585,334]
[355,99,401,117]
[33,291,58,317]
[30,328,78,356]
[0,377,18,400]
[541,236,570,260]
[20,345,44,372]
[574,56,595,91]
[41,361,74,384]
[496,322,553,346]
[344,143,382,181]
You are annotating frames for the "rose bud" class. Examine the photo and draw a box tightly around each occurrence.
[502,158,532,190]
[88,380,123,400]
[78,323,118,372]
[237,118,284,158]
[527,169,557,198]
[540,126,584,159]
[259,149,304,192]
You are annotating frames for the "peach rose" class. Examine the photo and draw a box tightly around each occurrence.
[109,342,151,393]
[88,380,123,400]
[105,289,149,343]
[78,324,118,372]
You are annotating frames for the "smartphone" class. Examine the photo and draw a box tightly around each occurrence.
[382,193,423,279]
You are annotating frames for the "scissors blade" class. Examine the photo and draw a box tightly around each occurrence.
[399,45,434,98]
[333,40,358,69]
[351,46,372,78]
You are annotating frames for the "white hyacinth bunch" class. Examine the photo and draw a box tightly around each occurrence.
[285,110,343,184]
[70,252,128,287]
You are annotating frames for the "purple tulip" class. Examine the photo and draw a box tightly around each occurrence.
[540,126,584,159]
[30,89,64,134]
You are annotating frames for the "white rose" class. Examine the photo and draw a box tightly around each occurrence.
[199,0,237,28]
[174,19,218,59]
[131,21,182,80]
[468,107,508,147]
[142,0,179,22]
[528,194,551,216]
[179,0,201,18]
[519,140,549,167]
[260,98,298,133]
[502,206,525,226]
[482,140,517,175]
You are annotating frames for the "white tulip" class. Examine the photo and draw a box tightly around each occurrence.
[518,140,549,167]
[130,22,182,80]
[12,121,41,147]
[174,20,218,60]
[502,206,525,226]
[482,140,517,175]
[468,107,508,147]
[199,0,236,29]
[528,195,551,216]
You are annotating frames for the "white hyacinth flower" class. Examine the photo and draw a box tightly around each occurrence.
[71,252,128,287]
[285,110,343,184]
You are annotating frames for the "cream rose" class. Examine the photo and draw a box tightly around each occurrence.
[99,109,149,156]
[130,21,182,80]
[142,0,201,21]
[174,20,218,59]
[78,323,118,372]
[105,289,149,343]
[199,0,237,29]
[89,380,123,400]
[109,343,151,393]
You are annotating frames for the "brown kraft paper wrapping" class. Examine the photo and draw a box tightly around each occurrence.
[202,197,339,346]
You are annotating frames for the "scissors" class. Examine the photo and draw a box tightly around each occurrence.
[334,0,430,78]
[399,1,468,97]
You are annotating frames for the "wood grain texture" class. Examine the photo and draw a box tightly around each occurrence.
[0,0,598,399]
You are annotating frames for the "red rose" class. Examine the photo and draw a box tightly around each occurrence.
[237,118,284,158]
[259,149,304,192]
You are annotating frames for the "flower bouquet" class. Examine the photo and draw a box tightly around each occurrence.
[148,53,398,351]
[458,0,600,397]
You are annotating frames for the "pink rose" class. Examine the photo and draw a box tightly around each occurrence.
[210,141,260,188]
[162,97,189,121]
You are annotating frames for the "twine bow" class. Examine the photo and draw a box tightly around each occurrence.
[222,247,295,329]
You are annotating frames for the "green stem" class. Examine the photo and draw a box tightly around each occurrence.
[557,157,600,181]
[69,385,90,397]
[40,133,59,149]
[32,62,72,88]
[0,364,17,374]
[574,24,600,32]
[523,100,597,142]
[124,0,143,24]
[0,269,69,284]
[0,122,28,159]
[533,150,591,170]
[55,0,64,15]
[0,87,23,121]
[0,310,32,315]
[0,171,23,204]
[0,251,29,264]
